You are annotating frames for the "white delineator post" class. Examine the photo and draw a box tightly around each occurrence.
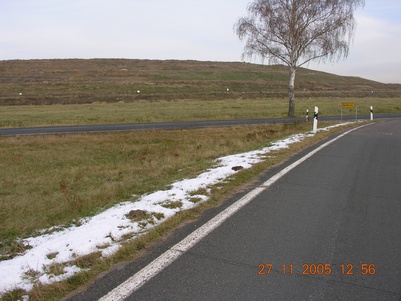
[306,109,309,122]
[370,106,374,120]
[312,106,318,133]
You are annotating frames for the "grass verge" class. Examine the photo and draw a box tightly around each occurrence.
[1,123,316,243]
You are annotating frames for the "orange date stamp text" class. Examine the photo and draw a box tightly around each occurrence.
[258,263,376,275]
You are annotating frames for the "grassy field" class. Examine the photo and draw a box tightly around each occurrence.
[1,58,399,127]
[1,59,400,107]
[0,97,400,128]
[1,123,313,242]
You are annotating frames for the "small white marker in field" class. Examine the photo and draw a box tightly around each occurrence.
[137,90,141,94]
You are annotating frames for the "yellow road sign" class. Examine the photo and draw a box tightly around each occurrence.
[342,102,356,109]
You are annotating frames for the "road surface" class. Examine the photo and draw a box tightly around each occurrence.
[68,118,401,300]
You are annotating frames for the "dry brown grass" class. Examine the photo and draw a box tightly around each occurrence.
[1,59,400,107]
[1,123,313,245]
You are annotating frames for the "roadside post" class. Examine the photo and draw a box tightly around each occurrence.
[306,109,309,122]
[312,106,318,133]
[370,106,374,120]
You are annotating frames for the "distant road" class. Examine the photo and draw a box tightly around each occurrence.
[1,114,400,136]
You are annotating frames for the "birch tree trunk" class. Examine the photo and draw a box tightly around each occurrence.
[288,67,296,117]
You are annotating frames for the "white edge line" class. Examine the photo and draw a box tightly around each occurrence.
[98,123,370,301]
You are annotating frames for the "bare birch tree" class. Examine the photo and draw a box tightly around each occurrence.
[235,0,364,117]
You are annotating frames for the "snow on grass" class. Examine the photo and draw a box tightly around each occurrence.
[0,123,351,295]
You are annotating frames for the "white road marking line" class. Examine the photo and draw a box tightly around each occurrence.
[98,124,369,301]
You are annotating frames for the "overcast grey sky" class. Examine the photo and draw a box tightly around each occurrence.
[1,0,400,83]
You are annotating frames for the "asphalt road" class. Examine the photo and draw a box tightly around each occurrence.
[67,118,401,301]
[1,114,401,136]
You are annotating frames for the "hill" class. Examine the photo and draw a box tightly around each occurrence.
[0,59,400,105]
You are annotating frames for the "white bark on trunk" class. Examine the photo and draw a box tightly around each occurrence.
[288,67,296,117]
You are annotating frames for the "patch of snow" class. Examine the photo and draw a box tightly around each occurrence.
[38,265,83,286]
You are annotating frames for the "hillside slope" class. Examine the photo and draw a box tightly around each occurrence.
[1,59,400,105]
